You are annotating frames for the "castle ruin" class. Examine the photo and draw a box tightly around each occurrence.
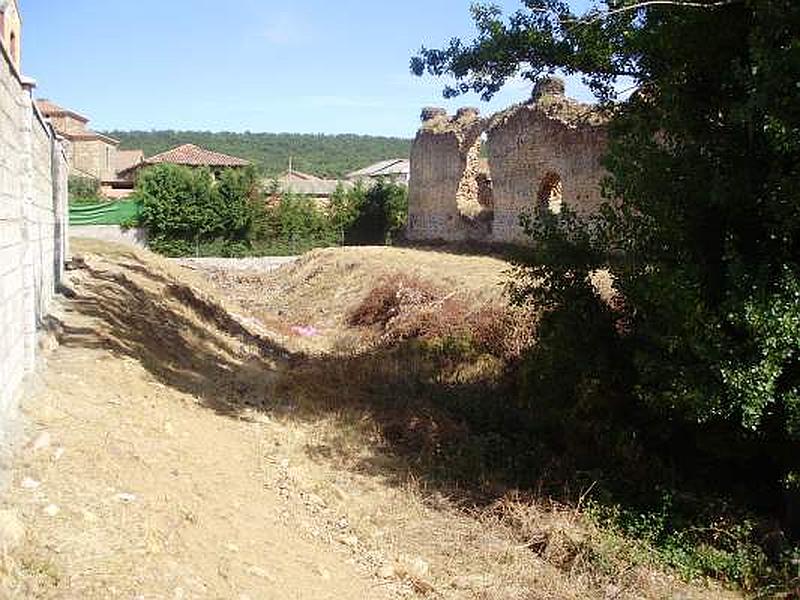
[407,77,609,245]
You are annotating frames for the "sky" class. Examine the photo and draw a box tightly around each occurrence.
[21,0,595,138]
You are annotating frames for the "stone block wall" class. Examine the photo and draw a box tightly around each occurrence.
[71,137,115,180]
[488,101,608,243]
[0,41,68,421]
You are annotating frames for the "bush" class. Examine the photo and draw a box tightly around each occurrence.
[350,273,535,361]
[343,181,408,245]
[68,176,103,203]
[134,164,260,256]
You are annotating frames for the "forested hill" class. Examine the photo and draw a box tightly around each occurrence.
[103,131,412,178]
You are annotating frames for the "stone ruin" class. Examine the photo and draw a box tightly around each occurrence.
[407,77,610,245]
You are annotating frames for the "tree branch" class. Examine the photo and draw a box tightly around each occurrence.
[529,0,742,26]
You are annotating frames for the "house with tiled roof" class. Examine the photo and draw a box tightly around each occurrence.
[36,99,129,190]
[118,143,251,182]
[271,169,353,203]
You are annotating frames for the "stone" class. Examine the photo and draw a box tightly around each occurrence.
[398,555,430,580]
[21,477,41,490]
[115,492,137,503]
[43,504,60,517]
[30,432,51,451]
[451,574,493,590]
[376,564,396,579]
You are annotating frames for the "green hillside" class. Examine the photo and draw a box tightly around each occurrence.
[103,130,412,178]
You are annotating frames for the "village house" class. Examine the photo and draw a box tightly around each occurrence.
[0,0,21,72]
[347,158,410,185]
[117,143,251,183]
[36,100,119,181]
[34,98,145,198]
[270,169,353,205]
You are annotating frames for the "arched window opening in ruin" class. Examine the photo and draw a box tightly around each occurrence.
[9,31,16,63]
[537,172,563,214]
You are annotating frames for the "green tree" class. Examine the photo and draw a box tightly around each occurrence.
[413,0,800,584]
[134,164,259,256]
[344,181,408,245]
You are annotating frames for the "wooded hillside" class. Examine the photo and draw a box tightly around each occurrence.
[103,131,412,178]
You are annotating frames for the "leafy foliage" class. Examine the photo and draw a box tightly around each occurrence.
[134,164,260,257]
[341,181,408,245]
[135,164,409,257]
[413,0,800,590]
[68,176,103,204]
[105,130,411,178]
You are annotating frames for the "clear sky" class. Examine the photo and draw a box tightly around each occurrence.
[21,0,594,138]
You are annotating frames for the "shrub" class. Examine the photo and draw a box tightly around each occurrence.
[68,176,102,203]
[350,274,534,361]
[134,164,260,256]
[344,181,408,245]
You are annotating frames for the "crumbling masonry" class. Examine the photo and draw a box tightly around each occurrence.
[407,77,609,245]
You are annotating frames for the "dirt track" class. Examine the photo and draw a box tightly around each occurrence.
[0,242,739,600]
[0,247,395,599]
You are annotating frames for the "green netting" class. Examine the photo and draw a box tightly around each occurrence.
[69,201,142,226]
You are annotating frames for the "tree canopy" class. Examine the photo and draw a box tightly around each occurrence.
[105,130,411,179]
[413,0,800,587]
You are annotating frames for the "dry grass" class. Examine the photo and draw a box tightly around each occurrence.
[0,239,741,599]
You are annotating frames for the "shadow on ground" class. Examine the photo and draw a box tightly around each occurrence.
[56,252,529,503]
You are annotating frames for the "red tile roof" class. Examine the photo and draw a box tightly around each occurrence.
[35,99,89,123]
[145,144,250,168]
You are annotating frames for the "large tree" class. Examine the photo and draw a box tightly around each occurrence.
[413,0,800,529]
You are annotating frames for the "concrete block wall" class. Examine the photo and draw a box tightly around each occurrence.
[0,40,68,420]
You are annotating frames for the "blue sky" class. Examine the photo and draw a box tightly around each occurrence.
[21,0,594,137]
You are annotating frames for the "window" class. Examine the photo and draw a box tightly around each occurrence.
[537,172,563,215]
[9,30,16,63]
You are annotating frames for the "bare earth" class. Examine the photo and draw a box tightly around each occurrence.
[0,241,739,599]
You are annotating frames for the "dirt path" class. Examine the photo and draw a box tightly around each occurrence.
[0,251,394,599]
[0,242,741,600]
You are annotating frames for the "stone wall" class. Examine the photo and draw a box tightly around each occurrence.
[71,137,116,180]
[0,40,68,423]
[406,108,492,242]
[407,77,609,245]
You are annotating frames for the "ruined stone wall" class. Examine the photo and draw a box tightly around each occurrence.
[406,108,492,242]
[0,40,68,424]
[488,100,608,243]
[407,78,609,246]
